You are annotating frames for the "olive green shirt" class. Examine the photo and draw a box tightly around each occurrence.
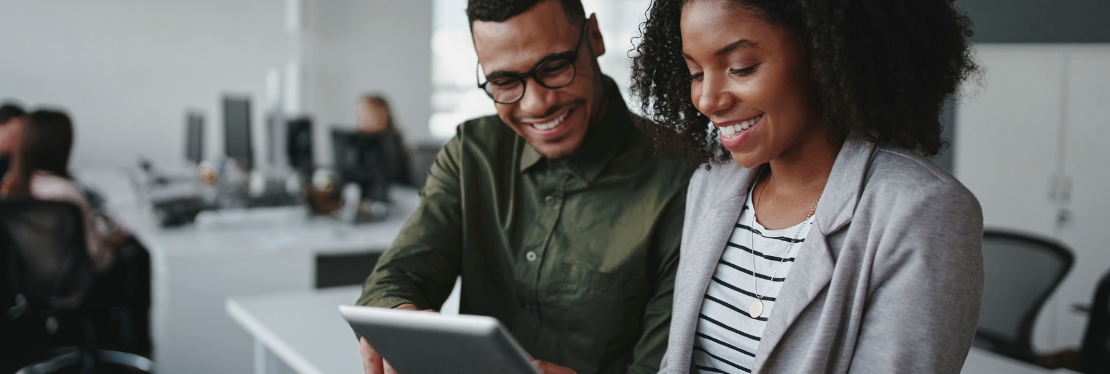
[357,77,693,374]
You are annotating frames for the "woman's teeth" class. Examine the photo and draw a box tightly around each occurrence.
[719,115,762,136]
[532,111,569,131]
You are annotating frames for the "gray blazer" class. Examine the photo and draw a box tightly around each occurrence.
[660,136,984,373]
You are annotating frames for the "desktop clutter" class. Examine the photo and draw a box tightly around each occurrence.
[141,95,407,228]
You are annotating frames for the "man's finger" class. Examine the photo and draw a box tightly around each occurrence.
[533,360,578,374]
[384,358,399,374]
[360,337,384,374]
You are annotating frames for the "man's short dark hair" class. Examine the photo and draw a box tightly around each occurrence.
[467,0,585,25]
[0,102,26,125]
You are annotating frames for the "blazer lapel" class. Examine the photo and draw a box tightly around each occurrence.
[751,136,878,372]
[671,164,756,373]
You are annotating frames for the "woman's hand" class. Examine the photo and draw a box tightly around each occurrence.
[104,227,129,249]
[94,213,129,249]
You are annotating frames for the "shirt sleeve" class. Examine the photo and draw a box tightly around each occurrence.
[847,184,984,373]
[626,186,687,374]
[356,133,465,311]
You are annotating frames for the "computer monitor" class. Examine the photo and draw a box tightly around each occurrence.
[287,117,314,176]
[185,111,205,165]
[223,96,253,169]
[331,129,389,201]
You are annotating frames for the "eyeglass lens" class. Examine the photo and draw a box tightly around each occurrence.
[484,58,577,104]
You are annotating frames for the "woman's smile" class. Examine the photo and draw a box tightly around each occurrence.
[715,114,763,149]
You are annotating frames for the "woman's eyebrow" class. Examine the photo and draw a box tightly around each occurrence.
[682,39,759,61]
[715,39,758,56]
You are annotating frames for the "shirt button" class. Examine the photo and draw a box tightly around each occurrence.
[526,251,537,262]
[544,195,556,205]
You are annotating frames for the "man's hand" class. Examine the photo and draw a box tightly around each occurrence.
[359,304,434,374]
[360,336,397,374]
[534,360,577,374]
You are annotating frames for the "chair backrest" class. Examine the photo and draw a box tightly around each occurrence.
[0,199,93,310]
[1078,269,1110,374]
[975,229,1074,361]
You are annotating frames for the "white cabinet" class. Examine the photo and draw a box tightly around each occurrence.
[1057,51,1110,349]
[955,44,1110,352]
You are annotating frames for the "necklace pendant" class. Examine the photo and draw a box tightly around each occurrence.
[749,300,764,319]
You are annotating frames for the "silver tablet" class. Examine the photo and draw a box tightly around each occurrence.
[339,305,541,374]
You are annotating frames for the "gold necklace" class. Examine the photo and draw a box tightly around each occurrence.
[748,170,820,319]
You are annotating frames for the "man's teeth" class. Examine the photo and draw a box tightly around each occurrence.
[719,115,762,136]
[532,111,569,130]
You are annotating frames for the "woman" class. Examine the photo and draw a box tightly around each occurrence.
[357,94,413,186]
[631,0,982,373]
[0,103,26,182]
[2,109,153,356]
[0,109,125,272]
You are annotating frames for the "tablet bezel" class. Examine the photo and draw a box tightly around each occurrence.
[339,305,541,374]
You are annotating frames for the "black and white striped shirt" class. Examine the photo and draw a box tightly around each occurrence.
[692,190,813,374]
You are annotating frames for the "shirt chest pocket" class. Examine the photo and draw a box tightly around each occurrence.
[540,262,649,327]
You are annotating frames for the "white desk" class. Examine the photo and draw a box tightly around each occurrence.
[229,284,1076,374]
[227,282,460,374]
[962,348,1082,374]
[76,168,420,374]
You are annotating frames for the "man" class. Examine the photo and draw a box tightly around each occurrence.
[356,1,693,373]
[0,103,27,182]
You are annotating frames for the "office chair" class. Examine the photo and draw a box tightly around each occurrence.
[0,199,154,374]
[973,229,1074,365]
[1077,269,1110,374]
[412,141,445,187]
[287,117,314,178]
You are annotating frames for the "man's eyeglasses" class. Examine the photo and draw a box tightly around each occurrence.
[476,21,589,105]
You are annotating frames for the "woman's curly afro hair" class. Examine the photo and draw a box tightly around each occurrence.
[630,0,978,166]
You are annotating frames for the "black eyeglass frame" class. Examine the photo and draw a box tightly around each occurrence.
[476,20,590,105]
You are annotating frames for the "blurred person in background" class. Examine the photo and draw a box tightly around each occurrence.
[0,101,24,372]
[0,109,123,272]
[0,109,153,357]
[357,94,413,186]
[0,102,26,182]
[307,95,415,214]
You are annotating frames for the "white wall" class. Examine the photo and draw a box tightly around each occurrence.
[0,0,286,169]
[306,0,433,164]
[0,0,433,169]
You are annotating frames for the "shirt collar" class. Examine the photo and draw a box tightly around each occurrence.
[519,75,634,182]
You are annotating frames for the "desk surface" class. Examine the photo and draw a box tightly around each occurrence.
[227,283,460,374]
[962,347,1082,374]
[76,167,422,374]
[76,167,420,256]
[230,286,1075,374]
[227,287,364,374]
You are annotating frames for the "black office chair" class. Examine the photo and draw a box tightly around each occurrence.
[1077,269,1110,374]
[412,141,445,188]
[973,229,1074,365]
[0,199,154,373]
